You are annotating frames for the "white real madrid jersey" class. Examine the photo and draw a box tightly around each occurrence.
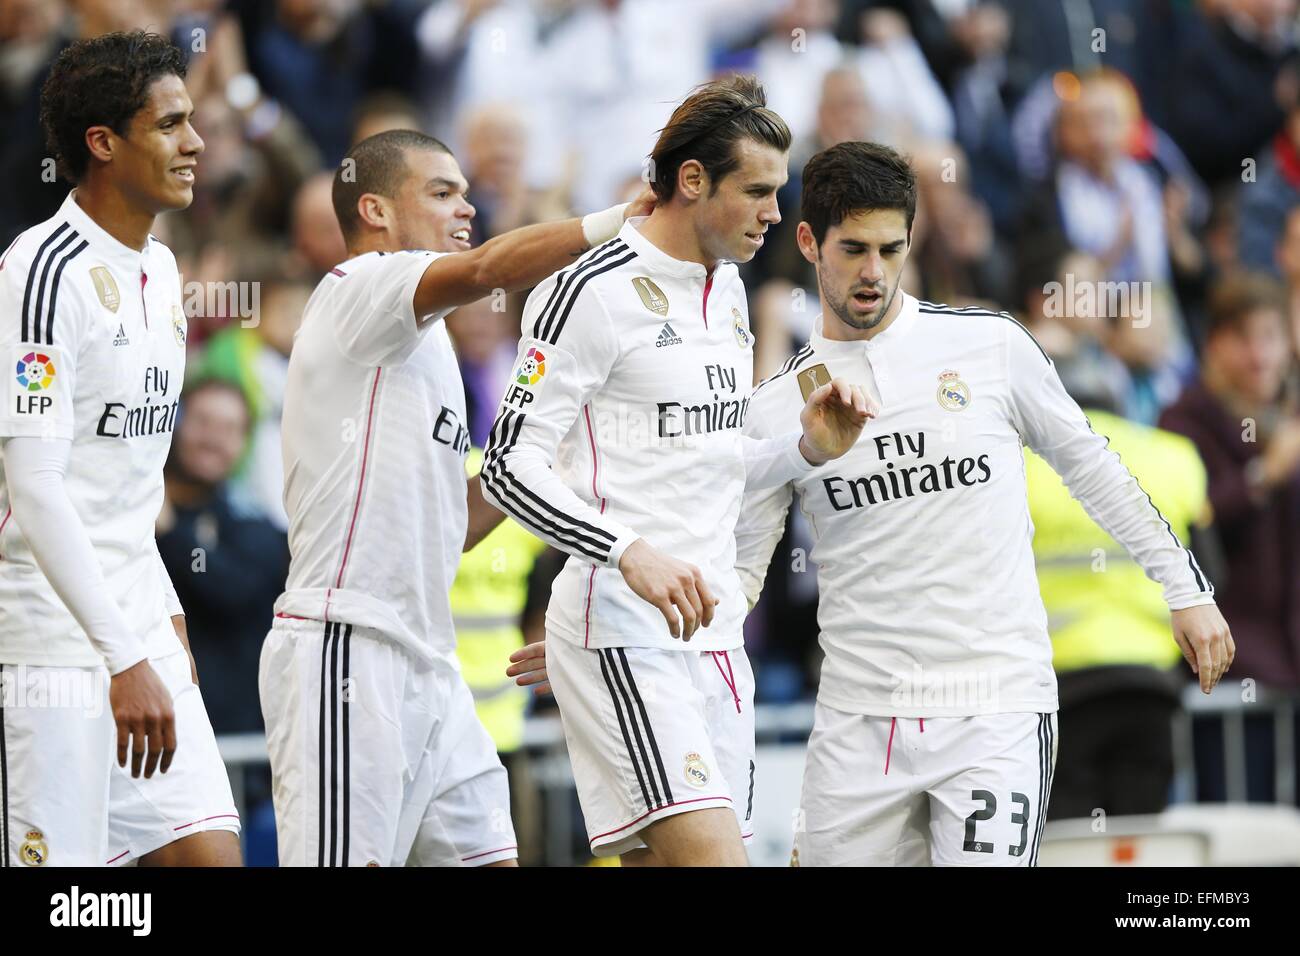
[736,294,1214,717]
[483,219,810,652]
[275,250,468,662]
[0,191,188,667]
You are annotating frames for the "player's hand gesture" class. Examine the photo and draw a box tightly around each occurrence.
[1171,604,1235,694]
[109,660,177,778]
[798,377,876,465]
[507,640,551,696]
[618,538,718,640]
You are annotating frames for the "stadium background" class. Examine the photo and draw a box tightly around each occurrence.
[2,0,1299,865]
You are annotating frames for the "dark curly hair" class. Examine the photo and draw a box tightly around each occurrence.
[801,142,917,245]
[40,31,187,184]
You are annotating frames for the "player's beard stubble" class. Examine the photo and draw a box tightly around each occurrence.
[820,257,903,333]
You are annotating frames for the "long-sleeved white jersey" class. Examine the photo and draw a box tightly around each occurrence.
[736,294,1215,717]
[482,219,810,651]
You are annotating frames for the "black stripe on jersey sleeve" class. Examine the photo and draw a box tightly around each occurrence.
[21,222,70,343]
[543,250,639,345]
[45,239,89,346]
[751,343,814,398]
[481,407,614,563]
[917,301,1053,367]
[1080,415,1212,595]
[30,230,80,346]
[531,239,626,341]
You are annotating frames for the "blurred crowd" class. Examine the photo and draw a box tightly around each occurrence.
[3,0,1300,836]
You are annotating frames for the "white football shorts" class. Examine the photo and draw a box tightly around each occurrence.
[260,616,516,867]
[794,702,1058,867]
[547,637,757,858]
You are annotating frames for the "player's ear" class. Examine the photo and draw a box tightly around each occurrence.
[84,125,114,166]
[356,193,390,233]
[796,221,819,265]
[677,159,705,201]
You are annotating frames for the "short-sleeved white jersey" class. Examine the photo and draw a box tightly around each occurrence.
[275,251,467,662]
[0,191,187,667]
[737,294,1214,717]
[482,220,810,651]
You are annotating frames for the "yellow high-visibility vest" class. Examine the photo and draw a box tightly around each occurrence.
[452,449,546,753]
[1025,410,1207,673]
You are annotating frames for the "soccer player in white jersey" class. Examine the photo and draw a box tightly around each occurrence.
[735,141,1235,866]
[0,32,240,867]
[483,76,871,867]
[259,128,658,867]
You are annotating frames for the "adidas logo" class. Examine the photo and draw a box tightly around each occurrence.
[655,322,682,348]
[112,323,130,347]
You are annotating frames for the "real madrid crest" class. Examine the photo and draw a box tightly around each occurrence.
[936,369,970,411]
[631,276,669,316]
[683,751,710,788]
[172,304,186,347]
[732,306,751,349]
[20,829,48,866]
[89,266,120,313]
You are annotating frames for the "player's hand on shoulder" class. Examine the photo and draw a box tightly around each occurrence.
[625,187,656,221]
[507,641,551,696]
[1171,603,1235,694]
[617,538,718,641]
[109,659,177,778]
[798,377,877,465]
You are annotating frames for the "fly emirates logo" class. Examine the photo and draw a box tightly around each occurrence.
[822,430,991,511]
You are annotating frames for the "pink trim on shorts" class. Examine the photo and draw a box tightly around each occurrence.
[462,844,518,863]
[589,796,733,844]
[884,716,896,775]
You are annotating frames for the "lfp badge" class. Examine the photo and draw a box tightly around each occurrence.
[515,346,546,386]
[15,352,55,391]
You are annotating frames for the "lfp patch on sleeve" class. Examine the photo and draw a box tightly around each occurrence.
[503,343,549,411]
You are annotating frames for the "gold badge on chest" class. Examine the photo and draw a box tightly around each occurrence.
[89,266,120,313]
[631,276,669,316]
[798,362,831,401]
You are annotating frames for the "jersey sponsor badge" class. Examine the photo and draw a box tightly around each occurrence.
[797,363,831,402]
[631,276,669,316]
[683,751,710,788]
[732,307,751,350]
[936,369,970,411]
[21,829,48,866]
[89,266,120,313]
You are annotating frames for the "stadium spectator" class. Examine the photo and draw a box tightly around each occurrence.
[189,279,312,529]
[1017,69,1188,422]
[156,379,289,735]
[459,103,536,242]
[286,170,346,280]
[750,0,845,145]
[1159,274,1300,694]
[1237,86,1300,275]
[1161,0,1298,186]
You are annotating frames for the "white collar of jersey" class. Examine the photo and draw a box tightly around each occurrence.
[60,189,151,268]
[617,217,710,280]
[811,290,918,354]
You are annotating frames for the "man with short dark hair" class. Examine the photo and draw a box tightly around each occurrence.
[260,126,648,867]
[735,141,1233,866]
[0,30,241,867]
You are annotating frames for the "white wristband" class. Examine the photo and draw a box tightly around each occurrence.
[581,203,629,247]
